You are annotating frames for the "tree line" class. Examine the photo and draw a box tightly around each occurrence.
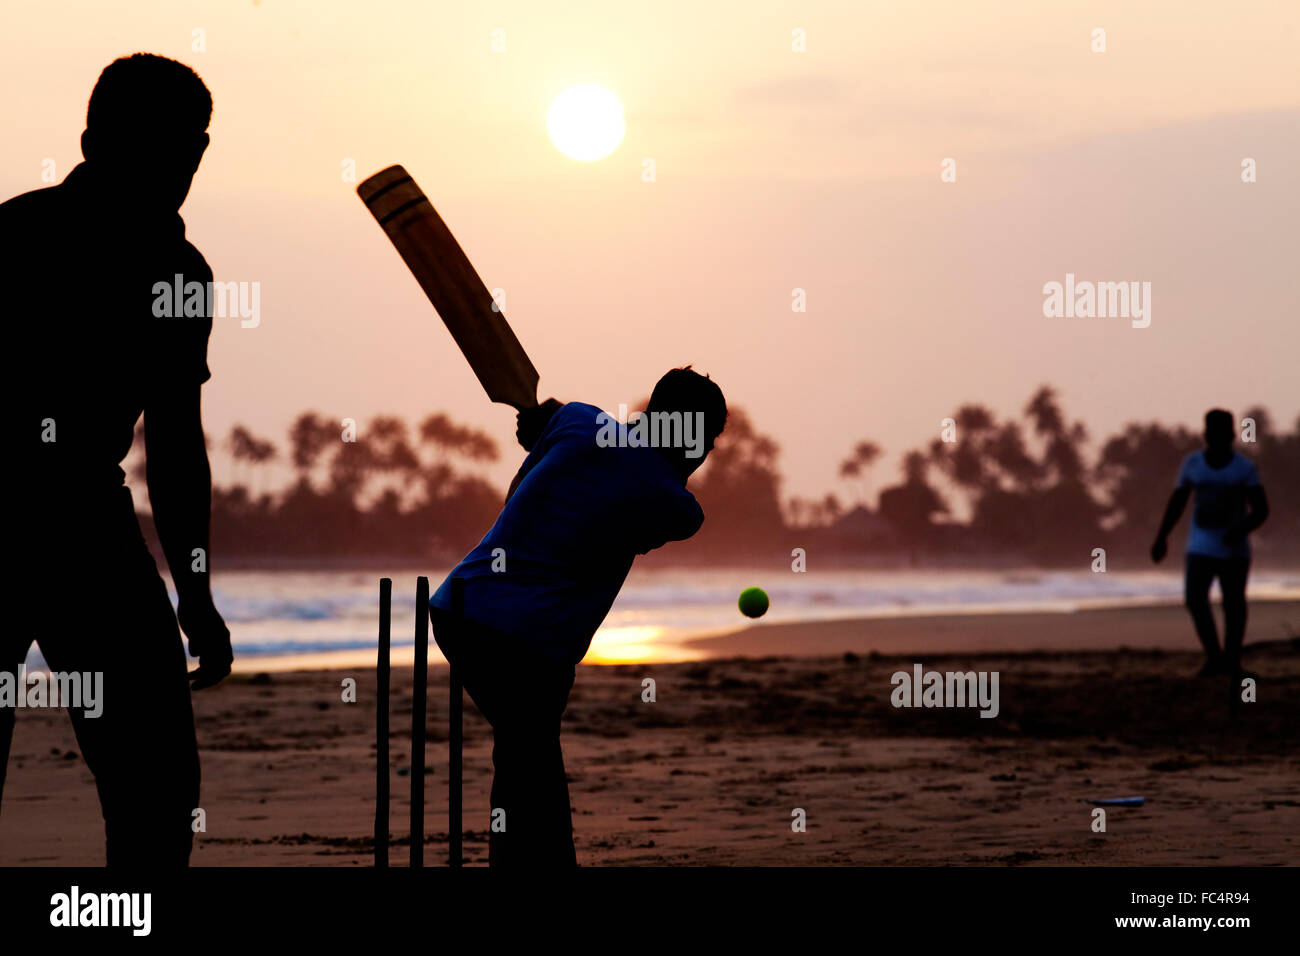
[132,386,1297,566]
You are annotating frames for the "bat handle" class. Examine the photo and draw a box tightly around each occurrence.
[513,395,558,412]
[514,397,560,450]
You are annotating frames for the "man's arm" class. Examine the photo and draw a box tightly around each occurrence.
[145,385,232,688]
[505,399,563,503]
[1151,485,1190,563]
[1226,486,1269,545]
[505,459,532,504]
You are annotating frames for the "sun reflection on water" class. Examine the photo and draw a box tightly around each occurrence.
[583,625,704,665]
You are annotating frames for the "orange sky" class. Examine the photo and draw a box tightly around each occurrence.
[3,0,1297,500]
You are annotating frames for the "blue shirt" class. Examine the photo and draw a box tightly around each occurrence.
[1176,450,1261,559]
[430,403,704,665]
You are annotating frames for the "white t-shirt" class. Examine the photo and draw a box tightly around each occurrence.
[1176,451,1261,559]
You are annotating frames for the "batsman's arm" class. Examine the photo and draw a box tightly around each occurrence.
[516,398,562,451]
[505,399,563,503]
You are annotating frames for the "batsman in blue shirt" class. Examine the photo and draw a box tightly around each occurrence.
[430,367,727,866]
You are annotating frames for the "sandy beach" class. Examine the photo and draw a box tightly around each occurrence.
[3,601,1297,866]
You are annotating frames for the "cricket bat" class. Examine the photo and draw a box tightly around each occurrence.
[357,165,540,410]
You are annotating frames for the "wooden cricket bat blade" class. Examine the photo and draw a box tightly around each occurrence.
[358,165,539,409]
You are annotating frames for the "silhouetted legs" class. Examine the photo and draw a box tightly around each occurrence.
[432,609,576,867]
[45,557,198,866]
[1184,554,1250,674]
[1218,559,1249,673]
[3,496,199,865]
[1184,555,1222,667]
[484,688,576,868]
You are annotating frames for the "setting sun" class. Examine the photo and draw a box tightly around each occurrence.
[547,84,625,161]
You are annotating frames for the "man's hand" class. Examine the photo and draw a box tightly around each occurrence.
[1223,524,1246,546]
[179,599,233,690]
[1152,487,1189,564]
[516,398,562,452]
[145,388,230,688]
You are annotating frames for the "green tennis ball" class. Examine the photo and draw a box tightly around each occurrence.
[738,586,769,618]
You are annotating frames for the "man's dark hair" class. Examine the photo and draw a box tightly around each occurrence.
[87,53,212,133]
[647,366,727,448]
[1204,408,1234,446]
[1205,409,1233,433]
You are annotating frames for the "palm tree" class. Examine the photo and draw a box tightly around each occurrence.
[288,412,337,491]
[838,440,882,506]
[418,413,499,463]
[227,424,278,497]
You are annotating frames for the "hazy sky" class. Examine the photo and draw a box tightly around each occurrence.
[3,0,1297,501]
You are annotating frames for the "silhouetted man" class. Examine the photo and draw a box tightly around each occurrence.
[1151,409,1269,677]
[0,54,231,865]
[429,367,726,866]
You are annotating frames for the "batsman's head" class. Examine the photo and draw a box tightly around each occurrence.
[81,53,213,211]
[646,366,727,479]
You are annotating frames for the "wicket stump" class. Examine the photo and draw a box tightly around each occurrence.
[375,576,464,867]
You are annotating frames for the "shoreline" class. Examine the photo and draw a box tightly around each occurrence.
[200,598,1300,674]
[690,599,1300,659]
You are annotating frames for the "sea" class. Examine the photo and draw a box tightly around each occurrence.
[25,566,1299,671]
